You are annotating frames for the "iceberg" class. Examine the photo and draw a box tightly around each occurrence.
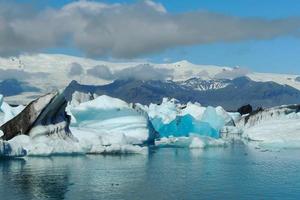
[152,114,220,138]
[0,94,25,126]
[0,91,80,157]
[155,135,226,149]
[145,99,229,139]
[201,106,225,134]
[147,98,179,124]
[4,85,300,156]
[237,105,300,148]
[0,93,152,157]
[0,139,27,157]
[181,102,206,120]
[70,91,98,106]
[68,95,155,154]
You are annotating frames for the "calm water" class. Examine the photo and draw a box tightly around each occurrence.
[1,144,300,200]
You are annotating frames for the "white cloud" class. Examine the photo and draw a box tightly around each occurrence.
[0,1,300,58]
[214,67,251,79]
[68,62,83,77]
[114,64,174,80]
[86,65,114,80]
[0,69,49,80]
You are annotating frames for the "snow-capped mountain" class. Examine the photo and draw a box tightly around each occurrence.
[0,53,300,87]
[176,78,231,91]
[0,53,300,104]
[62,77,300,110]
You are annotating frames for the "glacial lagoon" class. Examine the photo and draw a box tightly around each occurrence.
[1,144,300,200]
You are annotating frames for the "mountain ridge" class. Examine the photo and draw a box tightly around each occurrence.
[1,53,300,106]
[63,77,300,111]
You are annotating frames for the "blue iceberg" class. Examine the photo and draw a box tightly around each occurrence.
[150,106,225,139]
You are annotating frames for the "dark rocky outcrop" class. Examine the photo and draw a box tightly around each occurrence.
[0,91,73,141]
[237,104,253,115]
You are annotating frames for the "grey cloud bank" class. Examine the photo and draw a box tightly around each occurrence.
[87,65,114,80]
[214,67,251,79]
[114,64,174,81]
[86,64,173,81]
[68,62,84,77]
[0,1,300,58]
[0,69,49,80]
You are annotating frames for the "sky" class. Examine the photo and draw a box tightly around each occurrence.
[1,0,300,74]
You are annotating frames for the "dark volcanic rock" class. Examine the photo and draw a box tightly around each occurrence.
[0,91,73,141]
[237,104,253,115]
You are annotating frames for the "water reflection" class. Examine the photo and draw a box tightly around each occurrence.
[0,157,77,200]
[0,154,148,200]
[1,146,300,200]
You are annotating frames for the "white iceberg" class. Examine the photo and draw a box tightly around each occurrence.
[2,89,300,157]
[145,98,230,139]
[68,95,154,154]
[0,94,25,125]
[237,105,300,148]
[155,135,226,149]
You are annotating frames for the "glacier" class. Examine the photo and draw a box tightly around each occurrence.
[1,90,300,157]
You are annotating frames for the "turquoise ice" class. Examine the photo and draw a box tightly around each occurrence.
[150,106,225,138]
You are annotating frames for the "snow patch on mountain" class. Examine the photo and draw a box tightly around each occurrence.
[177,78,231,91]
[1,53,300,105]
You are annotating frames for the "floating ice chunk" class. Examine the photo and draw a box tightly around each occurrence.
[69,95,154,147]
[151,114,219,138]
[70,127,148,154]
[0,139,27,157]
[228,112,241,124]
[0,95,152,157]
[153,106,225,138]
[243,118,300,146]
[3,134,83,156]
[0,94,25,125]
[101,144,147,155]
[190,135,227,148]
[148,102,230,139]
[70,91,98,106]
[201,106,225,132]
[181,102,206,120]
[189,137,205,148]
[237,105,300,149]
[147,98,179,124]
[216,106,234,125]
[220,126,243,140]
[155,135,226,149]
[71,95,129,112]
[155,136,191,148]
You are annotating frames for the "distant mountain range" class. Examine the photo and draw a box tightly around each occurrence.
[64,77,300,111]
[0,53,300,108]
[0,79,40,96]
